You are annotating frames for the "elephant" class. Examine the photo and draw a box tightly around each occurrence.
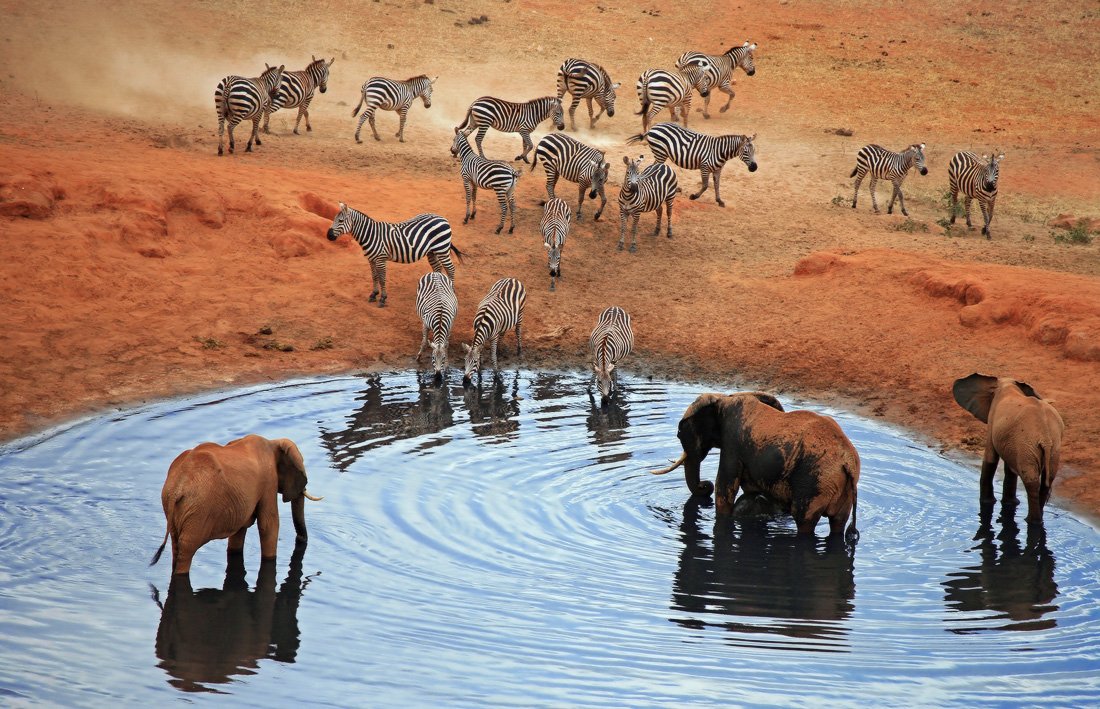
[651,392,860,542]
[952,373,1065,523]
[151,435,323,576]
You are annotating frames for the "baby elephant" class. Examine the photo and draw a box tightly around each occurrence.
[151,435,323,576]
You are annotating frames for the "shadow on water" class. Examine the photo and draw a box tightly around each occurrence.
[585,386,632,464]
[150,542,315,693]
[462,371,521,443]
[943,501,1059,632]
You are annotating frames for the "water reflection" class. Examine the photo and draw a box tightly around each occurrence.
[943,502,1059,632]
[462,371,521,443]
[151,543,313,693]
[585,388,631,464]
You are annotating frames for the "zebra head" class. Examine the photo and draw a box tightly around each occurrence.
[461,342,481,385]
[741,133,758,172]
[550,98,566,130]
[594,361,615,402]
[734,41,758,76]
[587,158,610,198]
[680,59,714,98]
[261,64,286,101]
[545,235,563,279]
[326,202,352,241]
[909,143,928,175]
[450,127,469,159]
[623,155,645,192]
[414,76,437,108]
[981,151,1004,192]
[309,55,335,93]
[431,341,449,379]
[600,77,622,118]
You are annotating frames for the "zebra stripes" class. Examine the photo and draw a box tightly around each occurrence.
[450,129,521,234]
[531,133,610,221]
[948,151,1004,238]
[540,198,572,291]
[676,42,757,118]
[463,278,527,383]
[264,56,334,135]
[456,96,565,163]
[850,143,928,216]
[353,75,436,143]
[215,64,284,156]
[415,272,459,379]
[618,155,679,252]
[635,66,704,132]
[326,202,462,307]
[556,58,621,131]
[590,306,633,404]
[628,122,757,208]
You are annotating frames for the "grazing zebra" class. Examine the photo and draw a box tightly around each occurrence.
[540,198,572,291]
[628,122,757,208]
[676,42,757,118]
[352,75,436,143]
[531,132,610,221]
[456,96,565,163]
[215,64,284,156]
[590,306,634,405]
[948,151,1004,238]
[556,58,621,131]
[850,143,928,216]
[462,278,527,384]
[326,202,462,307]
[618,155,679,252]
[263,55,335,135]
[450,128,521,234]
[415,272,459,380]
[635,64,706,132]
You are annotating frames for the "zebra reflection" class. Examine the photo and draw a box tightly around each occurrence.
[462,371,521,444]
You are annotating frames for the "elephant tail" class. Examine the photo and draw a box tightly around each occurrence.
[843,463,859,544]
[150,526,169,567]
[1038,441,1055,506]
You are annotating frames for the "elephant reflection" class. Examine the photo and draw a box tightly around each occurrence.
[462,371,521,443]
[151,542,312,692]
[943,503,1058,630]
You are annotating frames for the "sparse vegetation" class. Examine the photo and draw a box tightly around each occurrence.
[262,341,295,352]
[830,195,847,207]
[939,190,965,218]
[310,337,335,351]
[1053,224,1095,245]
[258,325,273,335]
[894,218,929,234]
[195,336,224,350]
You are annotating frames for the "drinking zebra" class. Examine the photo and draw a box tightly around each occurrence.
[635,64,706,133]
[263,56,335,135]
[415,272,459,380]
[676,42,757,119]
[590,306,634,405]
[540,198,572,291]
[326,203,462,307]
[352,75,436,143]
[531,133,610,221]
[628,122,756,207]
[948,151,1004,238]
[462,278,527,384]
[456,96,565,163]
[450,129,521,234]
[556,58,621,131]
[618,155,679,252]
[215,64,284,156]
[850,143,928,216]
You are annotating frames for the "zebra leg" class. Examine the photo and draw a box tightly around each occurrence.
[469,184,479,222]
[370,110,381,141]
[897,183,909,217]
[506,186,516,234]
[218,115,226,156]
[475,126,488,157]
[263,107,271,134]
[515,320,523,357]
[303,98,313,132]
[886,182,897,214]
[666,197,674,238]
[397,107,409,142]
[964,196,974,229]
[437,253,456,280]
[516,131,534,163]
[630,214,641,253]
[949,188,959,224]
[568,95,581,131]
[682,95,692,127]
[702,92,712,120]
[246,115,261,152]
[491,337,499,371]
[368,261,381,302]
[462,179,473,224]
[980,200,992,238]
[544,172,558,203]
[869,177,880,213]
[576,182,586,222]
[654,203,663,236]
[618,211,628,250]
[589,98,605,128]
[227,119,237,154]
[355,109,371,143]
[377,261,389,307]
[719,80,736,113]
[851,171,864,208]
[690,169,711,201]
[594,187,606,222]
[494,189,507,234]
[416,324,428,361]
[713,167,725,208]
[294,107,304,135]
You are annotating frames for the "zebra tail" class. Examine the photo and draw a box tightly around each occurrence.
[849,166,858,178]
[636,99,649,117]
[352,91,365,117]
[530,152,539,171]
[450,243,465,263]
[626,132,647,145]
[456,106,473,133]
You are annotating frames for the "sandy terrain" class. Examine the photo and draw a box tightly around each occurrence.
[2,1,1098,517]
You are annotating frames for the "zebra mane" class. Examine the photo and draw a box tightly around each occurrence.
[406,74,430,83]
[308,58,327,69]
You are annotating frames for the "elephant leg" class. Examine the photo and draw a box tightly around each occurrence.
[1001,469,1019,504]
[227,526,248,556]
[172,531,203,576]
[257,503,280,560]
[979,446,1000,503]
[714,453,742,516]
[1024,483,1045,523]
[828,510,851,537]
[797,514,823,536]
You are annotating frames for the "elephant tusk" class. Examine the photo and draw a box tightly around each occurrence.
[303,491,324,501]
[650,452,687,475]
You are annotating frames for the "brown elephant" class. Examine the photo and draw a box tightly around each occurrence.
[151,435,322,576]
[952,373,1064,522]
[651,392,860,541]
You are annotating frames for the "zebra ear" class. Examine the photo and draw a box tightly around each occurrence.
[462,343,471,353]
[622,156,630,166]
[749,42,757,50]
[266,63,271,70]
[743,41,751,47]
[981,153,989,160]
[312,54,316,62]
[338,202,347,212]
[328,57,336,66]
[607,362,616,373]
[431,76,439,84]
[998,152,1005,161]
[611,82,621,90]
[749,133,757,141]
[919,143,926,151]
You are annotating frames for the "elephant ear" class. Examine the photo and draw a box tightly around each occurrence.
[952,373,999,423]
[746,391,784,412]
[1013,380,1042,400]
[275,438,308,503]
[678,393,726,444]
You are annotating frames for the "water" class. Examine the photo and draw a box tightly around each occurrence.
[0,370,1098,707]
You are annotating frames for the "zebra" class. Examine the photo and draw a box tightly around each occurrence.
[850,143,928,216]
[531,132,610,221]
[635,63,707,133]
[263,56,334,135]
[325,202,463,307]
[618,155,679,252]
[462,278,526,384]
[556,58,621,131]
[215,64,284,156]
[628,122,757,207]
[676,41,757,119]
[948,151,1004,238]
[456,96,565,163]
[352,75,436,143]
[540,198,572,291]
[450,128,521,234]
[590,306,634,405]
[415,272,459,380]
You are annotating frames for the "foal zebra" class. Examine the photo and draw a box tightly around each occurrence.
[326,202,462,307]
[676,42,757,119]
[540,198,572,291]
[531,132,610,221]
[457,96,565,163]
[415,272,459,380]
[263,56,334,135]
[948,151,1004,238]
[353,75,436,143]
[590,306,634,405]
[850,143,928,216]
[462,277,527,384]
[451,129,521,234]
[618,155,679,252]
[635,64,706,132]
[628,122,757,207]
[556,58,621,131]
[215,64,284,156]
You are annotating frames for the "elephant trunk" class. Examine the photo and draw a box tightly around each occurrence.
[291,496,307,542]
[683,456,715,497]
